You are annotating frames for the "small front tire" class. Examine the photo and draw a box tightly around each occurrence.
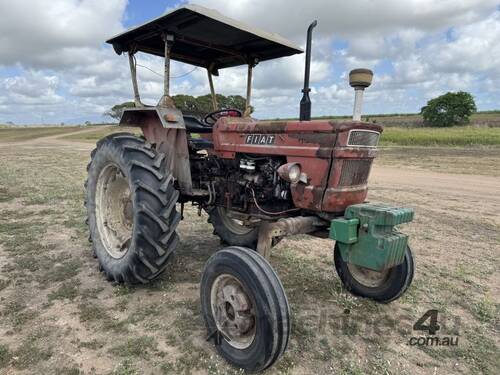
[334,244,414,303]
[207,207,259,249]
[200,246,290,372]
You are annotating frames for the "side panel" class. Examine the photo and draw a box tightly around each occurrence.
[213,118,336,211]
[213,118,382,213]
[323,125,379,213]
[119,107,192,194]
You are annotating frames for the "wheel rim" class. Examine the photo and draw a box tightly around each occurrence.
[217,208,254,235]
[210,274,256,349]
[347,263,391,288]
[95,163,133,259]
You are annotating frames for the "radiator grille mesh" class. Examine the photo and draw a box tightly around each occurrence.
[339,159,372,186]
[348,130,379,147]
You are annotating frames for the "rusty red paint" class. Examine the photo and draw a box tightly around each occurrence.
[122,108,193,194]
[213,117,382,212]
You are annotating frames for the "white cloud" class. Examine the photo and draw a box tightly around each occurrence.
[0,0,499,123]
[0,0,126,68]
[194,0,498,38]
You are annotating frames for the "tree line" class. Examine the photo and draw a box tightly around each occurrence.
[105,91,478,128]
[104,94,249,120]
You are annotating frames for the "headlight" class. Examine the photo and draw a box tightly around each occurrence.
[277,163,302,184]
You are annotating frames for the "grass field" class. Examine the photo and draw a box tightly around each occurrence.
[3,123,500,148]
[269,111,500,128]
[380,126,500,146]
[376,147,500,176]
[0,126,83,142]
[60,126,141,142]
[0,127,498,374]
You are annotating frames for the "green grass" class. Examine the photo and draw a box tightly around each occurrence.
[48,282,79,302]
[380,126,500,146]
[12,340,53,369]
[108,336,158,359]
[0,344,11,368]
[268,111,500,126]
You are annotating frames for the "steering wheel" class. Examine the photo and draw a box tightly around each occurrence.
[203,109,242,126]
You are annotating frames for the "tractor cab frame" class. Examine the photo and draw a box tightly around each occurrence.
[107,5,304,195]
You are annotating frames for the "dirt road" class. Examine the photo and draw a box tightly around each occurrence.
[371,165,500,225]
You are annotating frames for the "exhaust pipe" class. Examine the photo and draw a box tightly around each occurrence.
[299,20,318,121]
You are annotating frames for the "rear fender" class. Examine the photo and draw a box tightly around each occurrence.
[119,107,192,194]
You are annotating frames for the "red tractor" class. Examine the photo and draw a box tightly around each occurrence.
[85,5,414,372]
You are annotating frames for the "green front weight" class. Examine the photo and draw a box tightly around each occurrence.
[330,203,414,272]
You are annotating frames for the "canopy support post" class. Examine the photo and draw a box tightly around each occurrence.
[207,69,218,111]
[160,34,175,108]
[128,53,143,107]
[244,63,253,117]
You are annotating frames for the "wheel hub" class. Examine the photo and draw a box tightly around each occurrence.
[347,263,390,288]
[210,274,256,349]
[217,207,255,235]
[95,163,133,259]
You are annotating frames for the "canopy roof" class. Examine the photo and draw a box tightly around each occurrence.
[107,5,303,72]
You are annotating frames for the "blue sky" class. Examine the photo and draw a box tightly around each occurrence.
[0,0,499,124]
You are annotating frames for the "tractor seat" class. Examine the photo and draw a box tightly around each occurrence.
[183,115,212,133]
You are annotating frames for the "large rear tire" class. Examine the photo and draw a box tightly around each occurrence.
[85,133,180,284]
[200,246,290,372]
[207,207,259,249]
[334,244,414,303]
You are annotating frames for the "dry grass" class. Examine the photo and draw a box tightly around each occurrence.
[60,126,141,142]
[378,147,500,176]
[0,126,83,143]
[0,133,498,374]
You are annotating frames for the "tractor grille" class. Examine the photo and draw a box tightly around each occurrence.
[348,130,380,147]
[338,159,372,186]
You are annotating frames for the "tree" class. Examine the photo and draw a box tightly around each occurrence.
[172,95,199,114]
[106,94,251,121]
[174,94,250,116]
[421,91,476,127]
[104,101,135,121]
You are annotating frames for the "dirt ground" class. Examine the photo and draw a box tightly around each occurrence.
[0,129,498,375]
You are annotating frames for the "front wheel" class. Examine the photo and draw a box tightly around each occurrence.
[334,244,414,303]
[200,246,290,372]
[207,207,259,249]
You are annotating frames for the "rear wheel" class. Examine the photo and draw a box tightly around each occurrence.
[201,246,290,372]
[334,244,414,303]
[207,207,259,249]
[85,133,180,283]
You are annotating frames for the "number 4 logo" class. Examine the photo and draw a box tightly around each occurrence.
[413,309,440,335]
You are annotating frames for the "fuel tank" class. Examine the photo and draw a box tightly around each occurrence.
[213,117,383,213]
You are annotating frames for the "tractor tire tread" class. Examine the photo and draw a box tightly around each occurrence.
[85,132,180,284]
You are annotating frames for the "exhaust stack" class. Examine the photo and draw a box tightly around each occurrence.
[299,20,318,121]
[349,69,373,121]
